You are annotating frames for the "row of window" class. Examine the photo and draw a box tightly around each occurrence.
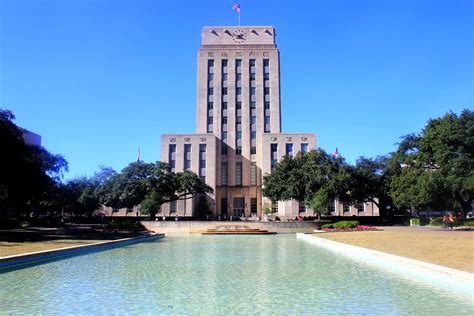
[218,197,260,215]
[249,59,257,154]
[207,58,271,144]
[235,60,243,155]
[328,201,365,213]
[220,161,258,187]
[169,144,206,179]
[263,59,270,133]
[207,60,214,133]
[271,143,308,170]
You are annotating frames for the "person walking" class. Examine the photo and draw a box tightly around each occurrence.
[448,213,456,231]
[442,214,449,231]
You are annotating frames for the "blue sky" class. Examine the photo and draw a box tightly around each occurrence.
[1,0,472,180]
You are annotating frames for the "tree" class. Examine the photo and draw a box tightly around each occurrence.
[96,161,213,218]
[0,108,68,217]
[390,110,474,218]
[263,149,352,219]
[347,155,402,218]
[96,162,154,210]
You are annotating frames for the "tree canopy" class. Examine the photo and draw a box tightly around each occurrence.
[263,149,353,218]
[98,161,213,218]
[390,109,473,217]
[0,109,68,217]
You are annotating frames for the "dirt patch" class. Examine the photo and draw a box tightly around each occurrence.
[316,227,474,273]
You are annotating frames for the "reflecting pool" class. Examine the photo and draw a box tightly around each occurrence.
[1,235,472,314]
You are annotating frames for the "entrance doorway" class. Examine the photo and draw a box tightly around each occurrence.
[233,197,245,217]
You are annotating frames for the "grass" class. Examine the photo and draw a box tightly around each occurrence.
[0,226,145,257]
[317,228,474,273]
[0,239,106,257]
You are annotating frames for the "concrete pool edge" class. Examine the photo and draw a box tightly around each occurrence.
[0,233,165,269]
[296,233,474,295]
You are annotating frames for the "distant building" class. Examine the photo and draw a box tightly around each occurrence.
[160,26,378,219]
[21,128,41,146]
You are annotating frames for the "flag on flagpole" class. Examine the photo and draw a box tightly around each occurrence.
[232,3,240,13]
[137,146,141,162]
[332,148,339,158]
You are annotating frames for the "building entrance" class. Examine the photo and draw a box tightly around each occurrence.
[233,197,245,217]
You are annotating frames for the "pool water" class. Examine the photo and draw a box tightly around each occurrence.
[1,235,472,314]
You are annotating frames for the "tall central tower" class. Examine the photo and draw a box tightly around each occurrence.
[161,26,316,219]
[196,26,281,216]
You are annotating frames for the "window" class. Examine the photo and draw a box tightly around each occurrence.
[328,199,336,213]
[236,59,242,73]
[301,143,308,153]
[263,59,269,69]
[264,87,270,95]
[184,144,191,170]
[221,198,228,215]
[208,102,213,109]
[251,198,257,214]
[286,143,293,156]
[222,59,228,73]
[250,131,256,154]
[221,162,228,186]
[199,144,206,180]
[236,102,242,109]
[299,202,306,214]
[221,143,228,155]
[250,162,257,185]
[222,131,227,140]
[236,131,242,139]
[208,59,214,73]
[271,144,278,170]
[236,146,242,155]
[222,117,227,124]
[264,102,270,109]
[250,87,256,95]
[208,87,214,95]
[357,202,365,213]
[236,162,242,186]
[169,144,176,172]
[343,202,350,213]
[250,102,256,109]
[170,200,177,213]
[271,201,278,214]
[236,88,241,95]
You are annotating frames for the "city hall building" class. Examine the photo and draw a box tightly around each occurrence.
[160,26,379,218]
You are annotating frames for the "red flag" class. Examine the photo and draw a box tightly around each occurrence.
[332,148,339,158]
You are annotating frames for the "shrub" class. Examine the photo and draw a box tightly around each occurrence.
[429,218,443,226]
[462,218,474,227]
[322,223,333,229]
[333,220,359,229]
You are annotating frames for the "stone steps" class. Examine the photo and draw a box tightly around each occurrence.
[202,227,277,235]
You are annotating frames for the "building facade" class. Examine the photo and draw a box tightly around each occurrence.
[160,26,378,218]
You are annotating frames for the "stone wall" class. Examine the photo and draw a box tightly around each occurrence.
[141,221,318,234]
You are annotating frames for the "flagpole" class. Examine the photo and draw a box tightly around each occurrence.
[238,12,240,26]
